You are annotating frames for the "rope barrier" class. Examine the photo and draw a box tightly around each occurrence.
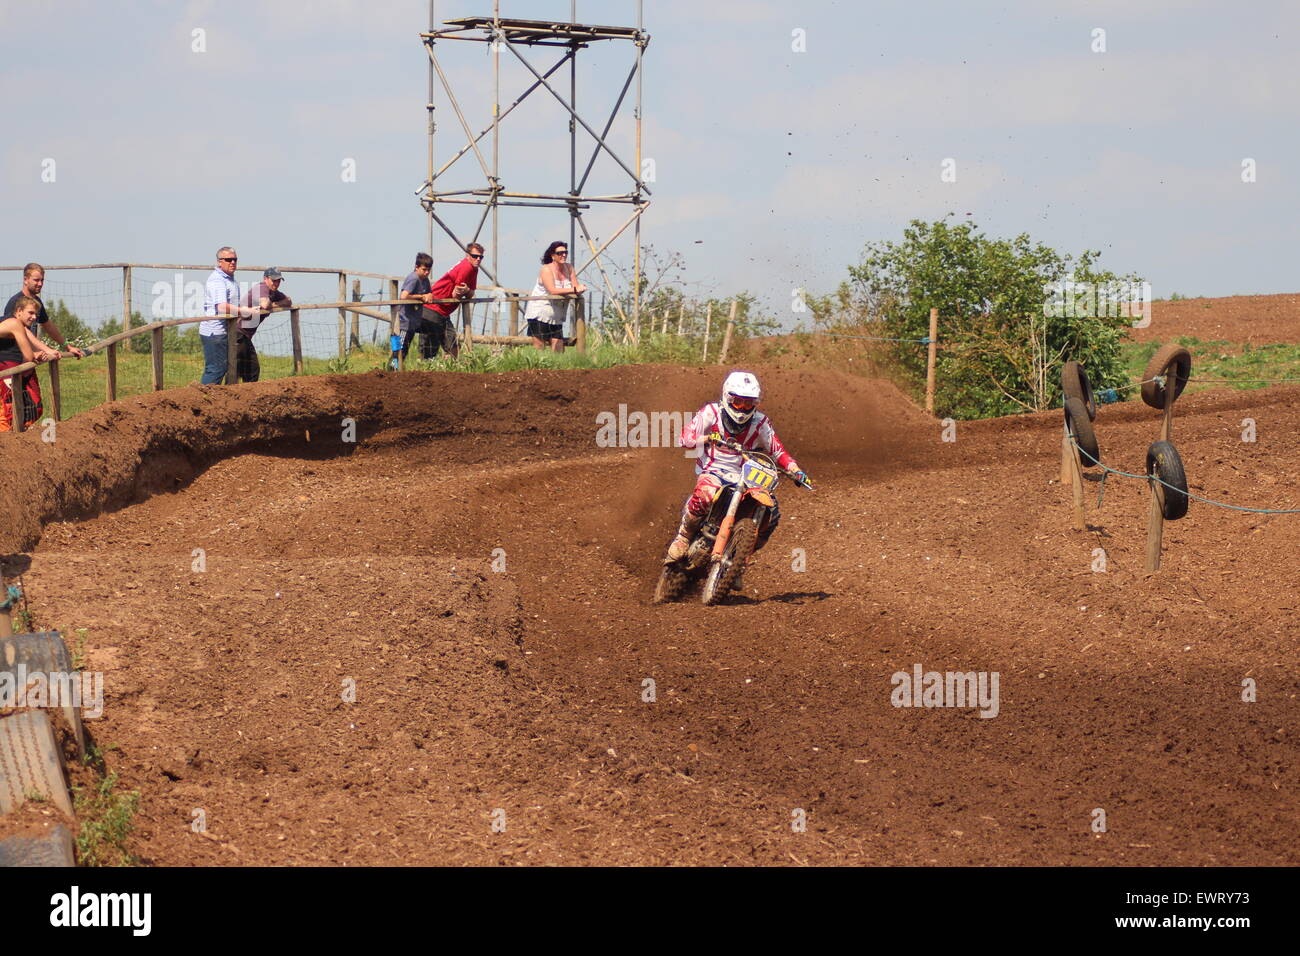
[1068,435,1300,515]
[795,330,930,345]
[1189,376,1300,385]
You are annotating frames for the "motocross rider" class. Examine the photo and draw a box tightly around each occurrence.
[664,370,810,564]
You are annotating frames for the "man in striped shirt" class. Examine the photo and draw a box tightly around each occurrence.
[201,246,253,385]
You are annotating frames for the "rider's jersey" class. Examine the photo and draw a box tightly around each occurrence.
[679,402,799,476]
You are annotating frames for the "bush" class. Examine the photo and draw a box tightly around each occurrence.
[845,215,1142,419]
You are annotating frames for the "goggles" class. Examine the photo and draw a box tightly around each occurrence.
[727,394,758,413]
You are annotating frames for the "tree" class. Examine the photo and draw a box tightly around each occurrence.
[46,300,95,348]
[844,216,1142,419]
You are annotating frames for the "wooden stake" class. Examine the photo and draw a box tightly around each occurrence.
[1069,431,1086,530]
[1060,427,1072,486]
[702,302,713,363]
[1161,375,1174,443]
[925,307,938,414]
[1146,480,1166,572]
[718,299,738,365]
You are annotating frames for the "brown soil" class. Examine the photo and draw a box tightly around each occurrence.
[1,362,1297,865]
[1125,294,1300,344]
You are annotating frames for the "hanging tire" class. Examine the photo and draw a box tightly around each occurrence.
[0,632,85,761]
[1064,396,1101,468]
[701,519,757,606]
[1146,440,1189,520]
[0,711,74,817]
[0,825,76,867]
[1061,360,1097,421]
[1140,344,1192,410]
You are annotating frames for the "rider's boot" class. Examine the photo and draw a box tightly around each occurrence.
[664,513,703,563]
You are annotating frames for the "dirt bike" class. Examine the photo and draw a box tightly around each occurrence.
[653,436,812,606]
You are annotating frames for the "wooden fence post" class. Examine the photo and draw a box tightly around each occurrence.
[350,278,362,348]
[575,294,587,354]
[123,266,132,338]
[11,371,24,433]
[460,302,474,352]
[718,299,738,364]
[48,361,62,421]
[337,272,347,357]
[925,307,938,414]
[290,309,303,375]
[106,343,118,401]
[151,327,165,390]
[225,317,239,384]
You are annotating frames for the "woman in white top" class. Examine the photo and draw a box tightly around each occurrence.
[523,240,586,353]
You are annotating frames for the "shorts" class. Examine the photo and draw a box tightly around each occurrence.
[0,364,43,432]
[528,319,564,341]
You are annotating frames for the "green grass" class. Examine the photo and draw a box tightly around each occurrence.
[1120,336,1300,395]
[73,768,140,867]
[35,334,707,421]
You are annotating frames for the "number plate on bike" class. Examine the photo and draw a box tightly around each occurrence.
[743,460,778,489]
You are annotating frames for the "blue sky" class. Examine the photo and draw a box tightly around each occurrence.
[2,0,1297,322]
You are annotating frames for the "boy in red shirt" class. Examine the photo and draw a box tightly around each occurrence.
[423,243,483,359]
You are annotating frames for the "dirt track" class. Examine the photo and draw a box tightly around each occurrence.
[2,363,1298,865]
[1136,294,1300,344]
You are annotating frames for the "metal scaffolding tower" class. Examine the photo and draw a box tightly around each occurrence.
[417,2,649,330]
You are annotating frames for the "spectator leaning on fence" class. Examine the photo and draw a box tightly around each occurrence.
[0,296,54,432]
[3,263,85,358]
[234,267,292,383]
[398,252,435,360]
[200,246,255,385]
[524,240,585,353]
[421,243,482,360]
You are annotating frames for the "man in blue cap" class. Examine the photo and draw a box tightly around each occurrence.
[235,267,292,382]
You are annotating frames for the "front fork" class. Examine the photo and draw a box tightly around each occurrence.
[710,489,744,562]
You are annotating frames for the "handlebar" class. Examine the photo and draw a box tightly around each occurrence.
[705,434,813,490]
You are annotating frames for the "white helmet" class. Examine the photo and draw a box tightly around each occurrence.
[720,370,761,430]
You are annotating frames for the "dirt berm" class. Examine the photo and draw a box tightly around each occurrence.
[3,365,1297,865]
